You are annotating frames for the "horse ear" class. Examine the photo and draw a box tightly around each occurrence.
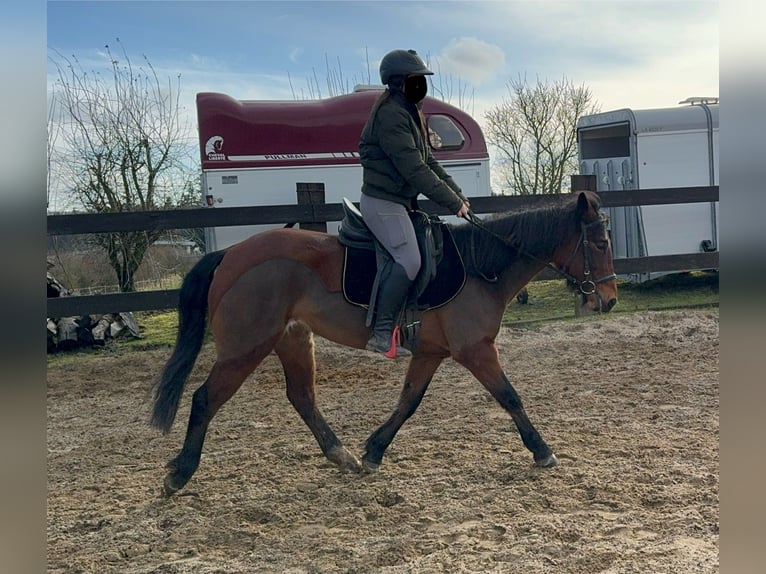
[576,191,591,218]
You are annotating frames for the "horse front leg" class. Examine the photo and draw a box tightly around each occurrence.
[275,321,362,473]
[455,340,558,468]
[362,354,444,473]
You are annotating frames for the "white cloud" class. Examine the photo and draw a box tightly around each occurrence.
[433,37,505,86]
[456,2,719,113]
[577,17,720,111]
[587,46,719,111]
[288,47,303,64]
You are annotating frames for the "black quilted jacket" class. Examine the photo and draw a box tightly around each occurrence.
[359,90,467,213]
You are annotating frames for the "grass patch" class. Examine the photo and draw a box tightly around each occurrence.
[118,309,221,353]
[612,271,719,312]
[503,270,718,327]
[125,310,184,349]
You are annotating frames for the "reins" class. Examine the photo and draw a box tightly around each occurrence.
[463,210,616,295]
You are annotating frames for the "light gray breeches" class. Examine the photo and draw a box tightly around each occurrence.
[359,194,421,281]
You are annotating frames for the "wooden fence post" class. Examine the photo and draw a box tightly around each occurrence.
[296,182,327,232]
[570,174,597,192]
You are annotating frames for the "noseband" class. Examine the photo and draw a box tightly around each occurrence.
[464,212,616,295]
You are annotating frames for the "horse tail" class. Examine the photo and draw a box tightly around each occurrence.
[151,250,226,434]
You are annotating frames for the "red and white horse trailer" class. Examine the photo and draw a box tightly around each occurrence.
[196,87,491,250]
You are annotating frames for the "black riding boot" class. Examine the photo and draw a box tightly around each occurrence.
[366,262,413,358]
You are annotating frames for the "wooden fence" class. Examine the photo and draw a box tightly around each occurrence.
[47,184,719,317]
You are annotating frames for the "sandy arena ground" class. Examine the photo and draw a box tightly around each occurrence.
[47,309,718,573]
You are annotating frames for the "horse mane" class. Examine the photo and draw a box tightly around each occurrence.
[448,194,589,278]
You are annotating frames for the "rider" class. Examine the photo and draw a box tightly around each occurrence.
[359,49,471,357]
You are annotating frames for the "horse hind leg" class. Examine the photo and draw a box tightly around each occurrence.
[163,336,281,496]
[362,354,444,473]
[274,321,362,473]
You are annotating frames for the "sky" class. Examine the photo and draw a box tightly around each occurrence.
[46,0,720,129]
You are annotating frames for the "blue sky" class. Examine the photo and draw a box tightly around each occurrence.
[46,0,720,124]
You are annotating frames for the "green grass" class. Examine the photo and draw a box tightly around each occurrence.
[503,270,718,327]
[126,310,186,348]
[47,270,718,364]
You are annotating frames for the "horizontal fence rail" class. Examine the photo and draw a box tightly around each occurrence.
[47,185,719,317]
[47,186,718,235]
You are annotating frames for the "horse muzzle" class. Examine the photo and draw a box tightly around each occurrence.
[580,282,618,314]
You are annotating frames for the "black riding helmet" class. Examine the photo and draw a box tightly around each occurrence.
[379,49,433,85]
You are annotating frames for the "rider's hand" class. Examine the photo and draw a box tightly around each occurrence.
[456,201,470,219]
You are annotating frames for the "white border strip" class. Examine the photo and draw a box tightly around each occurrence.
[227,152,360,161]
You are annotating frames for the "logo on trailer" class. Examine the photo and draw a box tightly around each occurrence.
[205,136,226,161]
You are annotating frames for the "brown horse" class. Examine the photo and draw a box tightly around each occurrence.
[151,190,618,495]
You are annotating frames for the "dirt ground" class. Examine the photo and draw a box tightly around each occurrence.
[47,309,718,573]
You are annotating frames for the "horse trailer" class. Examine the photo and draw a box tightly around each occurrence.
[196,88,491,251]
[577,97,719,282]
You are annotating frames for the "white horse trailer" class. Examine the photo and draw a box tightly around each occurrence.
[197,88,491,251]
[577,97,718,282]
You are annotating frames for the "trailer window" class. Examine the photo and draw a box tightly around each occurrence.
[579,123,630,159]
[427,115,465,151]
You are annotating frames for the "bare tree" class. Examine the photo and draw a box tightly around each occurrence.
[48,40,194,291]
[289,49,475,114]
[290,49,375,100]
[47,87,63,211]
[484,75,600,195]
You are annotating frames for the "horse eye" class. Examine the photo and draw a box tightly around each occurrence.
[595,241,608,251]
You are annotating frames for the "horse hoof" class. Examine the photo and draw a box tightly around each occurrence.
[361,459,380,474]
[535,453,559,468]
[341,458,363,474]
[327,447,363,474]
[163,475,183,497]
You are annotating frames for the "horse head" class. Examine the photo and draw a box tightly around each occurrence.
[554,191,619,315]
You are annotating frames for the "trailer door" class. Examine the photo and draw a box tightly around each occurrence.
[578,121,645,273]
[635,127,718,256]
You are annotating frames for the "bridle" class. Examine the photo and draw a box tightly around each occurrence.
[559,217,618,295]
[463,211,617,295]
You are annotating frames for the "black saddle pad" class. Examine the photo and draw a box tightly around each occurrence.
[342,225,466,310]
